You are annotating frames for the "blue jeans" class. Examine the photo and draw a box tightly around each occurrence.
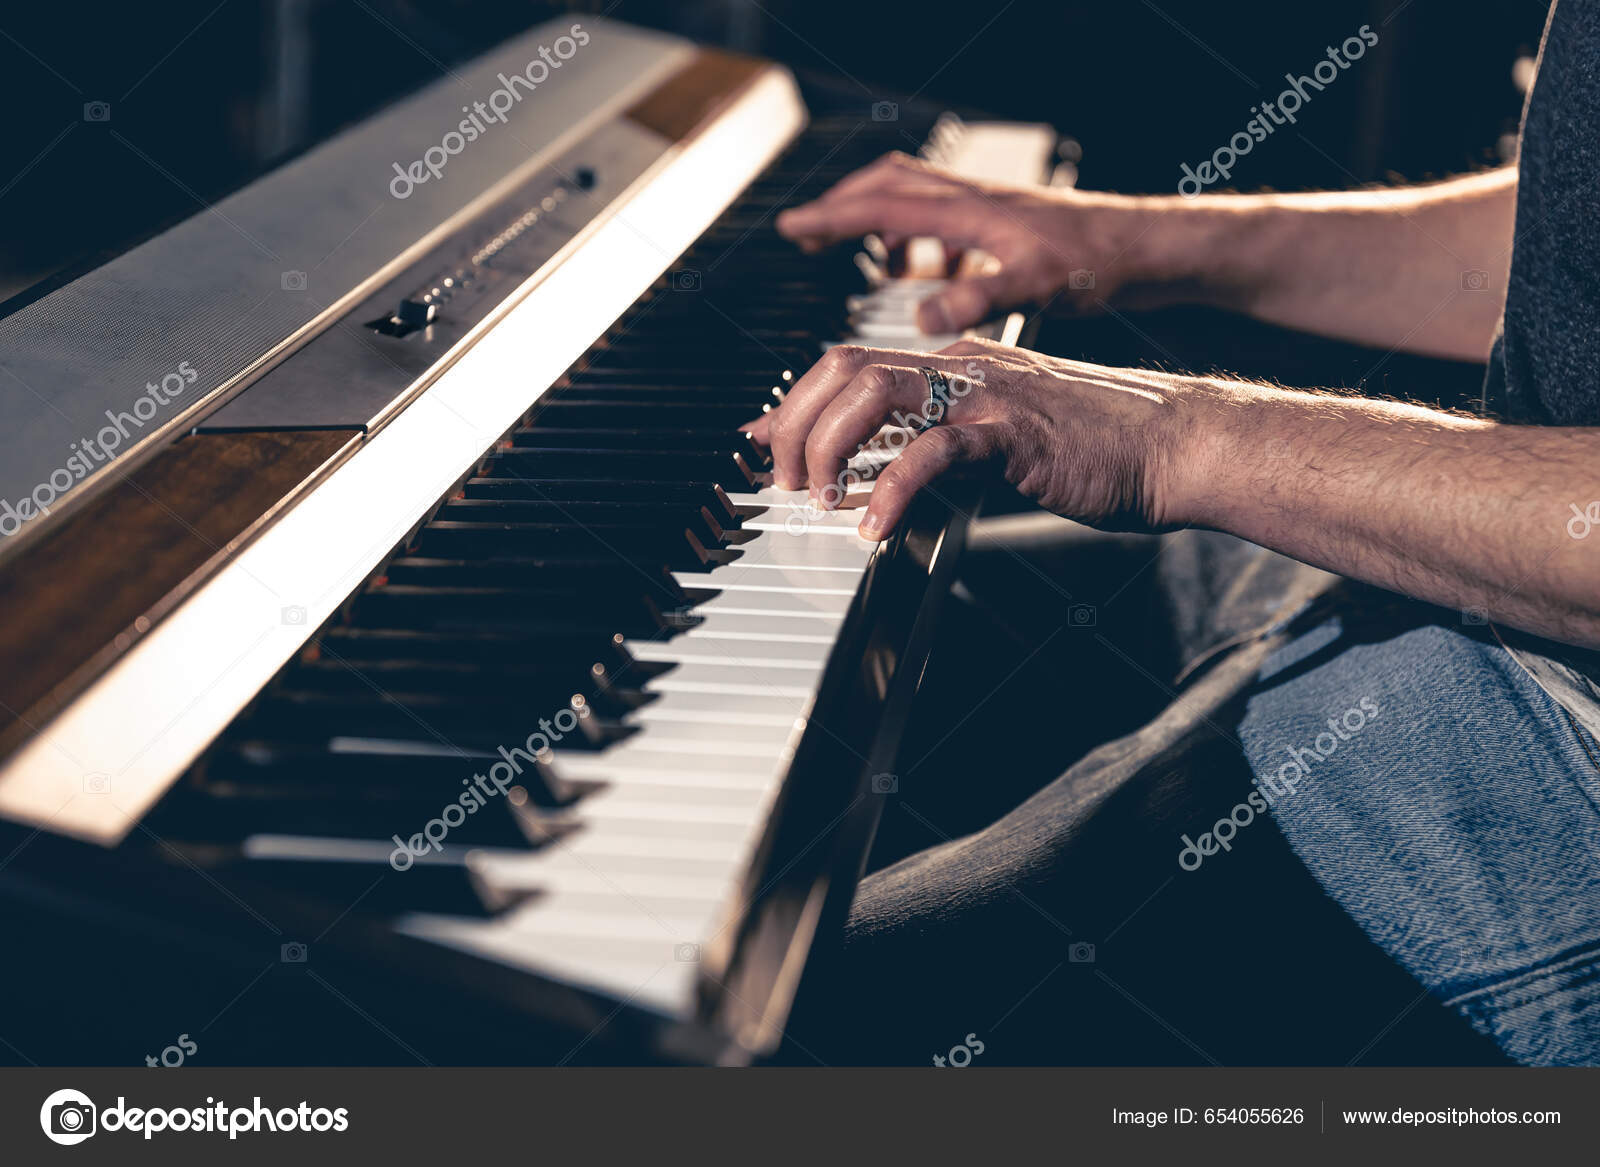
[1240,613,1600,1065]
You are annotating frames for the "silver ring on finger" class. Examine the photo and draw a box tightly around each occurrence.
[916,366,951,432]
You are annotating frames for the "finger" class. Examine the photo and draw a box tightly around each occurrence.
[858,423,1005,541]
[767,346,989,490]
[787,153,957,222]
[916,270,1025,333]
[739,410,774,445]
[803,363,985,500]
[775,194,984,251]
[765,344,873,489]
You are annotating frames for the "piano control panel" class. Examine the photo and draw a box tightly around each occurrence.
[205,116,676,432]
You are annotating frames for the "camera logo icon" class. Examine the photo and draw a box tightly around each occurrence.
[82,772,111,795]
[1461,269,1490,291]
[82,101,111,122]
[1068,941,1096,963]
[1068,603,1097,627]
[281,270,308,292]
[871,101,899,122]
[281,941,308,963]
[870,772,898,795]
[40,1089,97,1145]
[674,942,701,963]
[1068,269,1096,290]
[671,269,701,292]
[281,604,307,625]
[1461,607,1490,626]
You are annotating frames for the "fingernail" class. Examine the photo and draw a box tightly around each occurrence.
[917,298,951,333]
[859,517,884,541]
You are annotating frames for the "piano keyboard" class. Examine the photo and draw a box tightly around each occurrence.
[166,113,1044,1021]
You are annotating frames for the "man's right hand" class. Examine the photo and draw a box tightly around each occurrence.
[774,151,1194,333]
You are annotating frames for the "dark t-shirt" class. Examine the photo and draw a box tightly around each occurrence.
[1483,0,1600,734]
[1485,0,1600,427]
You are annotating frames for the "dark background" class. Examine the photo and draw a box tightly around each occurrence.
[0,0,1547,305]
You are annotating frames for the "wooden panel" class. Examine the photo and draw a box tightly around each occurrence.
[625,47,771,142]
[0,429,359,757]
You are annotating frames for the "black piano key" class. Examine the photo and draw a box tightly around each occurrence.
[435,499,730,544]
[382,552,698,597]
[484,449,756,490]
[214,838,538,917]
[237,688,625,749]
[351,584,677,637]
[205,736,587,805]
[459,478,738,525]
[164,782,538,847]
[528,400,775,429]
[507,426,765,465]
[410,521,716,567]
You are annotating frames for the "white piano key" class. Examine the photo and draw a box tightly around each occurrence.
[674,588,850,620]
[551,749,784,785]
[544,807,756,843]
[466,852,733,902]
[821,334,962,352]
[742,508,877,537]
[661,631,833,666]
[726,484,876,508]
[502,905,721,946]
[618,685,811,721]
[642,671,817,699]
[723,533,880,567]
[534,825,753,866]
[672,564,860,595]
[569,786,772,825]
[397,909,704,1017]
[848,318,940,340]
[657,611,839,645]
[614,713,800,746]
[627,637,831,670]
[605,733,793,759]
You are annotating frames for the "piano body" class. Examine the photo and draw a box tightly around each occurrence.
[0,16,1057,1064]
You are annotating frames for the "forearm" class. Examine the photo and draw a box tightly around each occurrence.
[1123,168,1518,362]
[1171,382,1600,647]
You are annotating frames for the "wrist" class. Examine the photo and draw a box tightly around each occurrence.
[1155,376,1256,530]
[1084,193,1287,313]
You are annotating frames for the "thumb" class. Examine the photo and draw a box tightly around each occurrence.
[916,271,1019,333]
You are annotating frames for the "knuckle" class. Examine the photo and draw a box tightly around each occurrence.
[936,340,986,358]
[855,364,899,401]
[768,409,798,447]
[822,344,867,375]
[918,425,965,459]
